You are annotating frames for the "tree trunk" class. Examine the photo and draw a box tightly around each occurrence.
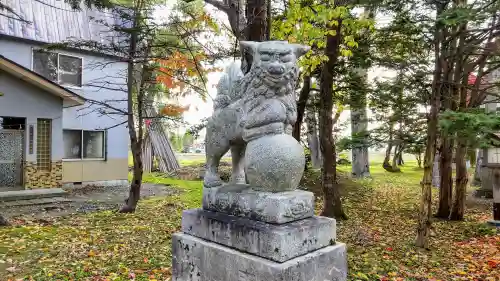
[306,109,322,169]
[472,149,482,186]
[450,58,469,220]
[416,97,439,248]
[450,140,467,220]
[383,142,392,167]
[383,123,394,170]
[448,0,469,221]
[416,3,444,247]
[397,149,404,166]
[350,80,370,175]
[319,13,346,220]
[391,144,400,172]
[468,149,476,167]
[0,214,9,226]
[395,144,404,166]
[436,30,457,216]
[242,0,269,73]
[351,142,370,177]
[245,0,269,41]
[120,13,143,213]
[122,140,143,213]
[266,0,271,39]
[436,137,453,218]
[415,154,422,168]
[293,75,311,141]
[350,6,373,179]
[432,152,441,187]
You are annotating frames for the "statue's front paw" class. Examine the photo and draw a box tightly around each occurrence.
[231,175,246,185]
[204,175,224,188]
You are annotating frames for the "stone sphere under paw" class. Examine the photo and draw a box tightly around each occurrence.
[244,134,305,192]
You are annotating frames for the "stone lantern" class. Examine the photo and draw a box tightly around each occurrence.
[483,134,500,226]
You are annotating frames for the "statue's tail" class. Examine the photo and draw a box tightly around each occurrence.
[214,61,243,110]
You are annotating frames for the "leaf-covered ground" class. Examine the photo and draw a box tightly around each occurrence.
[0,163,498,281]
[332,164,499,281]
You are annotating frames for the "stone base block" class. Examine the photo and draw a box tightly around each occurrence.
[172,233,347,281]
[202,185,314,224]
[473,188,493,199]
[181,209,336,262]
[487,220,500,227]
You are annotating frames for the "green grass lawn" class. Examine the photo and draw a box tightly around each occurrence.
[0,162,498,281]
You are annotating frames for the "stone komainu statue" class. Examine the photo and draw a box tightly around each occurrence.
[204,41,310,188]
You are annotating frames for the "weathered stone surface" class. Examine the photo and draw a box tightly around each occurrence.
[0,197,71,207]
[202,185,314,224]
[245,134,305,192]
[181,209,335,262]
[475,166,494,198]
[203,41,310,188]
[172,233,347,281]
[488,219,500,227]
[0,188,67,202]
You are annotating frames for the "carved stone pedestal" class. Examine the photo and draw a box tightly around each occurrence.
[172,187,348,281]
[180,209,336,262]
[474,167,495,198]
[488,172,500,227]
[172,233,347,281]
[202,185,314,224]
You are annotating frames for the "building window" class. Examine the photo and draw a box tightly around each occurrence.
[63,130,82,159]
[33,50,82,87]
[488,147,500,164]
[63,130,105,159]
[37,119,52,171]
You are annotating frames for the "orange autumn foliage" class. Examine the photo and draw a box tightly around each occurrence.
[156,51,206,89]
[160,104,189,117]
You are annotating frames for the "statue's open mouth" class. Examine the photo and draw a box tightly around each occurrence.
[265,72,286,82]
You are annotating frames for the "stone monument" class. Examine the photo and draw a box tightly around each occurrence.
[171,41,348,281]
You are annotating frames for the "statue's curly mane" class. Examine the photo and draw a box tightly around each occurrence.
[214,63,299,113]
[242,65,298,122]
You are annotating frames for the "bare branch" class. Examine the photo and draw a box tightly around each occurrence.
[103,121,128,130]
[0,3,31,23]
[85,98,129,115]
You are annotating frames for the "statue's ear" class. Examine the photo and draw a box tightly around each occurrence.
[240,41,259,55]
[292,44,311,58]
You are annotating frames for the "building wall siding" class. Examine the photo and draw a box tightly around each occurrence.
[0,70,64,161]
[0,38,129,185]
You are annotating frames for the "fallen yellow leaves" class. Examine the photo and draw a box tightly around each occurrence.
[334,164,499,281]
[0,167,498,281]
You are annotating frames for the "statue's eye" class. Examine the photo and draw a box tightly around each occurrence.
[280,54,292,62]
[260,54,271,61]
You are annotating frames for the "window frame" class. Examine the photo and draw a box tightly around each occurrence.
[63,129,107,161]
[31,49,84,88]
[36,119,52,171]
